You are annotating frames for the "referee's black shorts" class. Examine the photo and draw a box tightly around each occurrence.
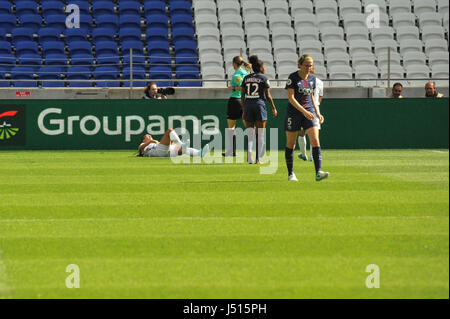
[227,97,243,120]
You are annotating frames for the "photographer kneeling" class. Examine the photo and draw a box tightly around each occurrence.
[143,83,175,100]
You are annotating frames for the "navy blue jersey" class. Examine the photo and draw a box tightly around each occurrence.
[241,73,270,102]
[285,72,316,113]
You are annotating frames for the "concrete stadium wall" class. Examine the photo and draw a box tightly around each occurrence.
[0,98,448,150]
[0,85,449,100]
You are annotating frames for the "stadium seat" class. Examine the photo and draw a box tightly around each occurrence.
[11,66,37,87]
[92,27,116,43]
[362,0,387,14]
[343,13,367,31]
[421,25,446,41]
[200,52,224,69]
[272,27,296,43]
[390,0,412,17]
[94,66,121,87]
[392,13,417,29]
[424,38,449,56]
[44,53,68,67]
[291,0,314,16]
[326,52,351,69]
[198,40,221,56]
[171,13,194,29]
[122,66,147,87]
[147,40,171,56]
[96,14,120,33]
[246,27,270,43]
[273,40,297,56]
[354,65,379,86]
[241,0,265,16]
[315,0,338,16]
[45,14,68,34]
[121,40,145,56]
[148,52,171,68]
[324,40,349,56]
[396,26,420,42]
[316,13,340,30]
[17,53,41,72]
[373,39,399,56]
[146,13,169,29]
[15,1,38,17]
[95,40,120,64]
[15,40,39,56]
[377,51,402,68]
[38,66,65,87]
[201,65,225,87]
[38,28,61,45]
[352,53,377,67]
[196,28,220,43]
[93,1,116,19]
[370,26,395,42]
[328,65,354,87]
[379,65,405,80]
[0,1,12,15]
[119,14,141,30]
[41,41,65,56]
[243,13,267,30]
[64,28,89,43]
[418,12,445,30]
[0,13,16,33]
[312,65,327,80]
[405,65,431,85]
[346,27,370,42]
[218,13,243,30]
[170,0,192,16]
[174,40,197,56]
[11,27,34,45]
[221,27,245,43]
[293,13,317,30]
[176,65,201,87]
[437,0,449,16]
[149,65,173,87]
[431,63,449,79]
[428,51,449,67]
[265,0,289,17]
[298,40,323,57]
[118,1,141,16]
[402,51,428,67]
[339,0,362,19]
[119,27,142,42]
[248,39,273,56]
[349,39,373,57]
[69,1,90,15]
[297,26,320,42]
[413,0,438,17]
[67,66,92,87]
[18,14,42,33]
[268,13,292,30]
[0,52,14,72]
[399,39,424,55]
[193,0,216,16]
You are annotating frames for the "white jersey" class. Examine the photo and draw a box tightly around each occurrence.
[140,142,176,157]
[314,77,324,130]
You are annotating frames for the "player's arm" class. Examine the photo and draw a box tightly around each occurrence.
[265,88,277,117]
[138,139,158,152]
[287,89,314,120]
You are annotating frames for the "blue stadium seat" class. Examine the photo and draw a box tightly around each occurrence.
[0,1,12,14]
[41,41,66,56]
[0,53,15,72]
[15,40,39,56]
[119,27,141,42]
[169,1,192,16]
[44,53,68,68]
[146,14,169,29]
[38,66,65,87]
[0,71,10,87]
[147,40,170,56]
[70,53,94,69]
[92,27,116,43]
[143,0,166,16]
[11,28,35,45]
[45,14,67,34]
[11,66,37,87]
[15,1,38,17]
[145,26,168,42]
[96,14,119,32]
[148,53,171,67]
[122,65,147,87]
[67,66,92,87]
[38,28,61,45]
[18,53,41,72]
[170,13,193,29]
[95,41,120,65]
[0,28,6,41]
[0,14,16,33]
[118,1,141,16]
[94,66,121,87]
[78,13,94,33]
[174,40,197,56]
[41,1,65,18]
[93,1,115,19]
[119,14,141,29]
[175,52,198,65]
[121,40,144,56]
[68,40,92,56]
[64,28,89,43]
[123,52,146,67]
[18,14,42,33]
[0,41,12,55]
[149,65,173,87]
[172,26,195,43]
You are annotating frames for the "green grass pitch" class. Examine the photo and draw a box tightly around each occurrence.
[0,149,448,299]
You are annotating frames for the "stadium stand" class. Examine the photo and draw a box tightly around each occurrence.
[0,0,448,89]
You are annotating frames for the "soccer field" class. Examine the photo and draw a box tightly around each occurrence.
[0,149,448,299]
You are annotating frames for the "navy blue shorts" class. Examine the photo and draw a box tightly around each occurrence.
[284,109,318,132]
[244,100,267,122]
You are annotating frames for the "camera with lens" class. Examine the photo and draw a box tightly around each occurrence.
[157,87,175,96]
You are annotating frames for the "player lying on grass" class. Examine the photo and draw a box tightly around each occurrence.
[138,129,209,157]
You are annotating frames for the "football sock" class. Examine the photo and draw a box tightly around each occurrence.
[285,147,294,175]
[257,130,266,161]
[169,129,183,147]
[233,135,236,155]
[298,135,307,157]
[312,146,322,174]
[184,147,201,157]
[247,128,255,163]
[225,128,234,156]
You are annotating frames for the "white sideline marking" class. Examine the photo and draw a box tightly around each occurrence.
[429,150,449,154]
[0,216,441,223]
[0,249,11,298]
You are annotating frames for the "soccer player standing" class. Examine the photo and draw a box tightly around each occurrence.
[240,55,277,164]
[284,55,329,182]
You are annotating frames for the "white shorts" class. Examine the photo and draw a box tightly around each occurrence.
[145,144,171,157]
